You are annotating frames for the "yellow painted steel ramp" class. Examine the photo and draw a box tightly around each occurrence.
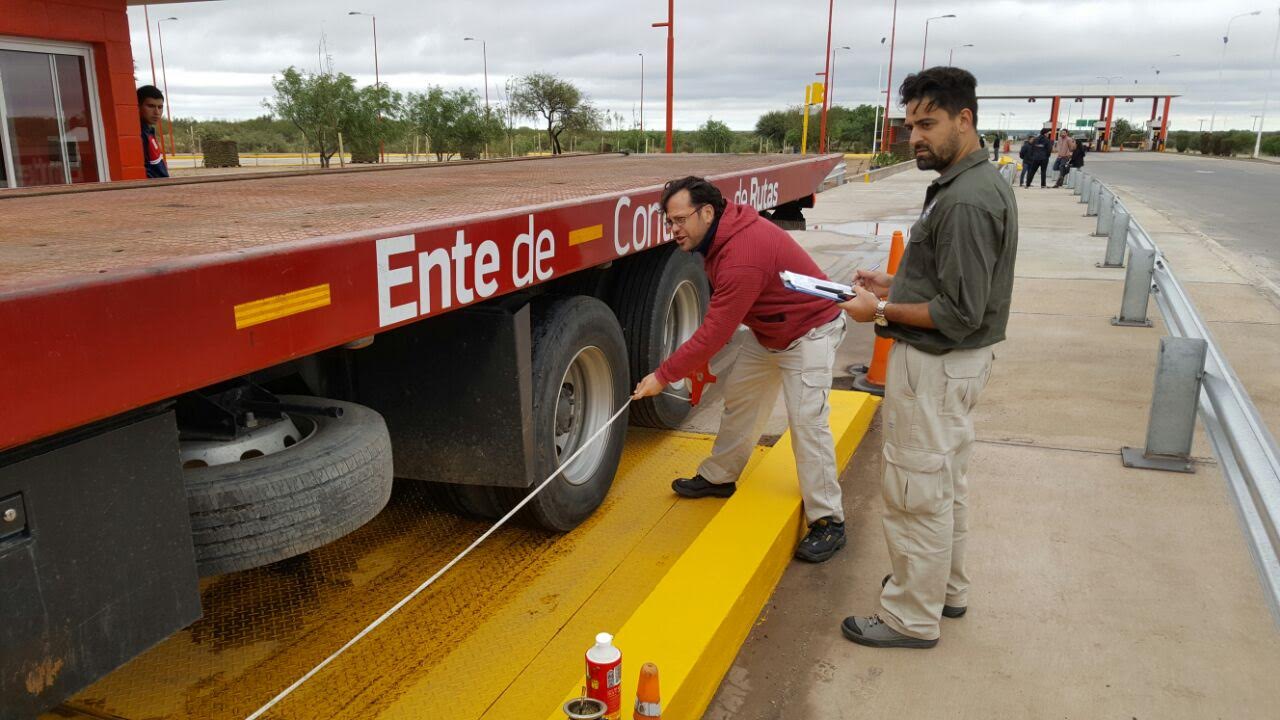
[50,392,877,720]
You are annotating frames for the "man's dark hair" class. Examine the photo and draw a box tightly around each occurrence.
[1039,127,1051,136]
[660,176,727,216]
[898,66,978,127]
[137,85,164,104]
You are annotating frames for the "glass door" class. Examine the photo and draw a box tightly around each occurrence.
[0,38,107,188]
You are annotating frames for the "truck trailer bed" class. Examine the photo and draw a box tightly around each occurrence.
[0,153,842,450]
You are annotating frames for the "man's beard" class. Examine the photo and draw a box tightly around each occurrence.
[913,130,961,170]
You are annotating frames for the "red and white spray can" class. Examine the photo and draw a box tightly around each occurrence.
[585,632,622,720]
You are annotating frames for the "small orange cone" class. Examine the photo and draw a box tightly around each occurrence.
[851,230,906,396]
[633,663,661,719]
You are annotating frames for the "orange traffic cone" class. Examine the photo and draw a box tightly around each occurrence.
[634,663,661,719]
[851,230,906,396]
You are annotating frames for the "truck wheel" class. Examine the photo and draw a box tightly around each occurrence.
[611,244,710,428]
[182,395,393,577]
[509,296,630,531]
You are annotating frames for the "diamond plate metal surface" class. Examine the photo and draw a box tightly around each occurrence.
[1,154,823,288]
[48,429,755,720]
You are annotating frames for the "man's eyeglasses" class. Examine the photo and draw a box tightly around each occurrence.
[663,204,707,229]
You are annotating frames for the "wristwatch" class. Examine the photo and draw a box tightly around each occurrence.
[874,300,889,327]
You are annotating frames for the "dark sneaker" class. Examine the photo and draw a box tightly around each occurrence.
[841,614,938,649]
[671,474,736,499]
[880,573,967,618]
[794,518,846,563]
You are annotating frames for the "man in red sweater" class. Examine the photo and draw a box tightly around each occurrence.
[632,176,849,562]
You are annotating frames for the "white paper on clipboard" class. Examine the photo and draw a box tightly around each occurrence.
[779,271,855,302]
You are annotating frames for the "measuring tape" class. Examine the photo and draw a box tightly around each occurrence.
[245,385,702,719]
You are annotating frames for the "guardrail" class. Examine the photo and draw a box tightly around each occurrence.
[1065,167,1280,627]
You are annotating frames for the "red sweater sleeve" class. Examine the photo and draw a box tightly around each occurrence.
[656,265,766,386]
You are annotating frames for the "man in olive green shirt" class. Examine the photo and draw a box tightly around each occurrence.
[838,66,1018,648]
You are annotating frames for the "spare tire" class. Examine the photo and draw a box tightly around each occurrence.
[183,395,393,577]
[610,244,710,429]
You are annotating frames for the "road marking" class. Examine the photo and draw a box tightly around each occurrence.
[568,224,603,246]
[1196,170,1215,174]
[234,284,331,329]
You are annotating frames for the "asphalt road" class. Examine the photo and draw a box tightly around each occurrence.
[1083,152,1280,289]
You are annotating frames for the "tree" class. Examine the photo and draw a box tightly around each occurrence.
[695,118,735,153]
[828,104,879,152]
[510,73,599,155]
[1111,118,1135,147]
[405,87,502,160]
[265,66,356,167]
[755,110,790,147]
[265,65,398,167]
[345,82,403,162]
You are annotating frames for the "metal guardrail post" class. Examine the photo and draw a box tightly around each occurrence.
[1112,246,1155,327]
[1098,208,1130,268]
[1077,173,1090,201]
[1082,176,1280,625]
[1066,168,1077,189]
[1122,336,1208,473]
[1093,189,1116,236]
[1086,181,1102,216]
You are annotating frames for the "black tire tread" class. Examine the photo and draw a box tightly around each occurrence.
[183,395,394,577]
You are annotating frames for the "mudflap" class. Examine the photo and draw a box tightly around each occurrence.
[0,409,200,718]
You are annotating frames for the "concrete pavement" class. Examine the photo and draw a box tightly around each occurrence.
[704,165,1280,719]
[1086,152,1280,294]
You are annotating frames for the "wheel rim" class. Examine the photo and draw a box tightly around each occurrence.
[662,280,702,392]
[554,346,614,486]
[179,414,315,469]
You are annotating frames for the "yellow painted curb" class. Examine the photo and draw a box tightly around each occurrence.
[548,390,880,719]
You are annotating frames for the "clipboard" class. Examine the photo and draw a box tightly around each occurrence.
[779,271,855,302]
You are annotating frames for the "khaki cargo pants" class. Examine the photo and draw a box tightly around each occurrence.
[879,342,993,640]
[698,314,847,524]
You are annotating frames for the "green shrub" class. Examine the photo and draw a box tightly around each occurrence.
[1262,135,1280,157]
[1173,132,1190,153]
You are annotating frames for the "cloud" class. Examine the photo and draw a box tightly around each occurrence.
[129,0,1280,132]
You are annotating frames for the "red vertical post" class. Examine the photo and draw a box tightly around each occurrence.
[818,0,834,153]
[881,0,898,152]
[1158,96,1172,150]
[1050,96,1060,140]
[372,15,384,163]
[1103,96,1116,151]
[652,1,674,153]
[143,5,157,86]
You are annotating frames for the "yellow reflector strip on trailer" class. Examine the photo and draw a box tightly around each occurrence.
[234,284,331,329]
[568,224,604,246]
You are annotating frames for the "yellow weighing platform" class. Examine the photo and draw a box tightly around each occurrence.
[48,391,878,720]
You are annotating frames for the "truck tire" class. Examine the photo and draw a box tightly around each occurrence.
[183,395,394,577]
[610,244,710,428]
[450,297,630,531]
[520,296,630,530]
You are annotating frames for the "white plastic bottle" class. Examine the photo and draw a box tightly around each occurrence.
[585,632,622,720]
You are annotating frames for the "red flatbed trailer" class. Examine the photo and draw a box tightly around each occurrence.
[0,152,841,716]
[0,153,839,451]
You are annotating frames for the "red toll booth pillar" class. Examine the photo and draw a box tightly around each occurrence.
[1050,96,1061,139]
[1103,96,1116,151]
[1158,96,1172,151]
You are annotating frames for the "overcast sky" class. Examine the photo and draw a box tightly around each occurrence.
[128,0,1280,133]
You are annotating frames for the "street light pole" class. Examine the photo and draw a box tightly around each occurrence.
[922,14,956,70]
[817,0,834,153]
[882,1,898,152]
[1253,8,1279,158]
[463,37,489,110]
[143,5,157,86]
[948,43,973,66]
[651,0,674,153]
[638,52,644,140]
[1212,10,1263,132]
[157,17,178,158]
[349,12,383,162]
